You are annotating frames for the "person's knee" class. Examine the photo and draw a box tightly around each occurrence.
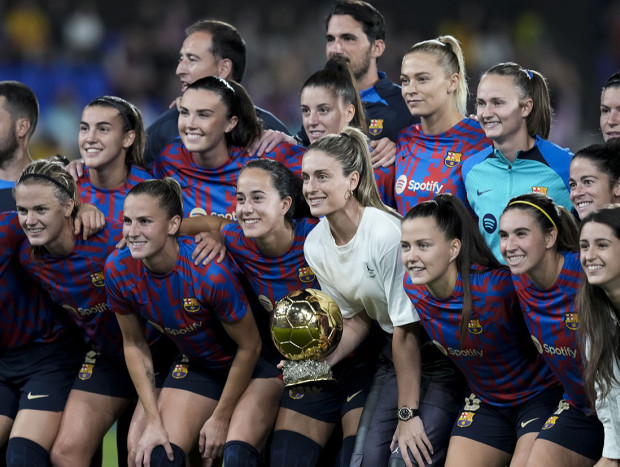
[270,430,321,467]
[149,443,185,466]
[223,440,259,467]
[6,437,50,467]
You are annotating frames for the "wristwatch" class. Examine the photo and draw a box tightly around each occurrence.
[397,406,420,421]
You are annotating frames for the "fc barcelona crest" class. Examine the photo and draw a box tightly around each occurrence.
[444,152,462,168]
[457,411,474,428]
[79,363,94,380]
[297,266,316,283]
[531,186,548,195]
[172,364,189,379]
[90,272,105,287]
[542,416,558,430]
[183,297,200,313]
[368,119,383,136]
[468,319,483,335]
[564,312,579,331]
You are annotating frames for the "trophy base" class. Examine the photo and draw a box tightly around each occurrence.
[282,360,334,387]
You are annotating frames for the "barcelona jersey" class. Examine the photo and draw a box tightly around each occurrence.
[18,221,125,360]
[77,165,151,222]
[222,218,319,314]
[0,212,67,348]
[404,265,559,407]
[105,238,250,369]
[511,252,589,411]
[395,118,491,216]
[153,139,304,220]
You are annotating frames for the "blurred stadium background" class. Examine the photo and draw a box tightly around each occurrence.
[2,0,619,160]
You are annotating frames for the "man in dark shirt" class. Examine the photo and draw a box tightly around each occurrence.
[0,81,38,211]
[143,19,290,166]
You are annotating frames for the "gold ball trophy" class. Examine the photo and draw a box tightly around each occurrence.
[271,289,343,388]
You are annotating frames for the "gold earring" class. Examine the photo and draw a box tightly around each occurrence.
[345,190,352,201]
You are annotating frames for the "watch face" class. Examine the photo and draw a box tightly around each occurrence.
[398,406,412,421]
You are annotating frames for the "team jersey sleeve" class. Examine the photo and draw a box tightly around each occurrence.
[104,250,135,316]
[202,259,250,324]
[263,142,305,177]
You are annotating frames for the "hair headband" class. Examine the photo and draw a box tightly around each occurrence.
[508,200,557,230]
[94,98,134,130]
[19,173,73,197]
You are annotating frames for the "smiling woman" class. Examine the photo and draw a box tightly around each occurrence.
[153,76,304,219]
[577,206,620,465]
[395,35,490,217]
[13,160,141,467]
[498,193,605,465]
[568,143,620,220]
[462,62,573,261]
[77,96,151,222]
[106,178,283,467]
[400,193,562,467]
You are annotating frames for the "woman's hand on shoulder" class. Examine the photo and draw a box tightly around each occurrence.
[192,231,227,265]
[370,138,396,168]
[74,203,105,239]
[248,130,296,157]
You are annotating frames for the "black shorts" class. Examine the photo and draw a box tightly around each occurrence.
[450,386,564,453]
[279,356,373,423]
[0,333,82,418]
[163,354,279,400]
[536,399,604,460]
[72,349,136,399]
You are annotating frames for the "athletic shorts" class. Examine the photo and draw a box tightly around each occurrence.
[279,356,373,423]
[163,354,279,400]
[72,349,136,399]
[535,399,604,460]
[0,333,82,418]
[450,386,564,453]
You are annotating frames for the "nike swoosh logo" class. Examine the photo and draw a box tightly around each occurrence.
[477,189,493,196]
[346,390,363,402]
[521,418,539,428]
[27,392,49,400]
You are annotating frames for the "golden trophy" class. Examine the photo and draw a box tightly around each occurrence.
[271,289,343,387]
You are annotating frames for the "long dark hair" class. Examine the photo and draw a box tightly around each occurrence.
[185,76,262,149]
[577,205,620,404]
[240,159,310,223]
[404,193,501,341]
[85,96,145,168]
[301,57,366,133]
[126,178,183,236]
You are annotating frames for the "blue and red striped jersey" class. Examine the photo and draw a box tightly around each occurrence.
[222,218,319,314]
[394,118,491,216]
[77,165,151,222]
[404,265,559,407]
[0,212,67,348]
[18,220,125,360]
[153,139,304,220]
[511,251,589,411]
[105,237,250,369]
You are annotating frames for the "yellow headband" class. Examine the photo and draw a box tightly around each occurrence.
[508,200,557,230]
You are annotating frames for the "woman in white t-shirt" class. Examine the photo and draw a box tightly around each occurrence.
[281,126,465,467]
